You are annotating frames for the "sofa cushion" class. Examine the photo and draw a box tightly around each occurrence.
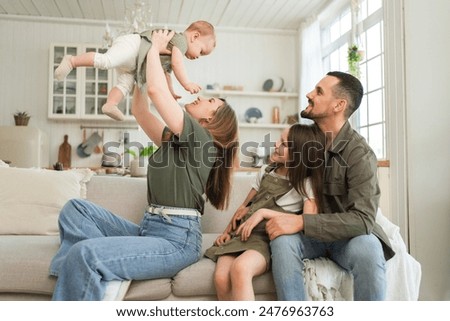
[86,175,148,224]
[201,172,255,233]
[0,167,93,235]
[124,279,173,300]
[0,235,59,295]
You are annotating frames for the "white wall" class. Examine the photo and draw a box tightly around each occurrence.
[0,17,298,168]
[403,0,450,300]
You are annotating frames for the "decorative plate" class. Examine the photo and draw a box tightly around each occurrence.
[245,107,263,123]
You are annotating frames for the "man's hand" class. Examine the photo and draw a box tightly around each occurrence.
[265,214,304,240]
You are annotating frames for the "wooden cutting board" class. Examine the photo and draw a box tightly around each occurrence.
[58,134,72,169]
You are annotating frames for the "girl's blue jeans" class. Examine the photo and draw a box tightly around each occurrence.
[270,232,386,300]
[50,199,202,300]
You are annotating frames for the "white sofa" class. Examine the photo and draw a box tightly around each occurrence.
[0,166,421,300]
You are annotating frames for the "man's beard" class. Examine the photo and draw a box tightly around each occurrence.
[300,109,312,119]
[300,107,329,120]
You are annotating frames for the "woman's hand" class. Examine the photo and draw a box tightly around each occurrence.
[214,233,231,246]
[150,29,174,55]
[235,210,264,241]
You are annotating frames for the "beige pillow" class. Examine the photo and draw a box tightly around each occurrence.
[0,167,94,235]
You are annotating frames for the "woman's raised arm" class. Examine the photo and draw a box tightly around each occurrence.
[131,87,165,146]
[146,30,185,136]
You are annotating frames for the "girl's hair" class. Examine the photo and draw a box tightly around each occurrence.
[287,124,325,212]
[204,100,239,210]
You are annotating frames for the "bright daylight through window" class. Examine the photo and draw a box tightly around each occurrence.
[321,0,385,159]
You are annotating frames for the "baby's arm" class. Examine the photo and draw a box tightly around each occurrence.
[165,71,181,100]
[171,46,201,94]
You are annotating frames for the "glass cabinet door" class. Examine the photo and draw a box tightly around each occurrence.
[49,44,128,120]
[50,46,78,117]
[83,47,110,117]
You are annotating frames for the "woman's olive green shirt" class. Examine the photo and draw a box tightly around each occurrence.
[146,112,216,214]
[303,122,395,260]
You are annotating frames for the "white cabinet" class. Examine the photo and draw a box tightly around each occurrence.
[48,43,134,120]
[48,44,79,119]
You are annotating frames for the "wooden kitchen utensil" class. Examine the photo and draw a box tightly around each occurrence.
[94,131,102,154]
[58,134,71,169]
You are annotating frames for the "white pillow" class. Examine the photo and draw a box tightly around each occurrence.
[0,167,94,235]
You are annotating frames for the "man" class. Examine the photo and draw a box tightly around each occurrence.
[267,71,395,300]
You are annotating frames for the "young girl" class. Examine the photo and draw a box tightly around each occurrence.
[204,124,324,300]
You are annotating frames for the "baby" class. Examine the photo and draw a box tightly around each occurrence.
[54,20,216,121]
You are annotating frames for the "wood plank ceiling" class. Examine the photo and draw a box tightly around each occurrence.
[0,0,330,30]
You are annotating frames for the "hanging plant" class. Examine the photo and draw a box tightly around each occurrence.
[348,45,363,78]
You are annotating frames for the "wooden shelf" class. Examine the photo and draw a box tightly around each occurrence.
[239,123,289,129]
[204,89,298,98]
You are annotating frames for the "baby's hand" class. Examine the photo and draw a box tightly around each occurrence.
[170,89,181,100]
[172,93,182,100]
[184,82,201,94]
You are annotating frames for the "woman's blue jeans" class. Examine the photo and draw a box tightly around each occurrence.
[270,232,386,301]
[50,199,202,300]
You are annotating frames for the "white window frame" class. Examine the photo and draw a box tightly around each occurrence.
[319,1,387,160]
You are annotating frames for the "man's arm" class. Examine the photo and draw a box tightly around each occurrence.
[307,145,379,241]
[266,144,379,242]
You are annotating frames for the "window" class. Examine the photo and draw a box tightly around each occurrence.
[320,0,386,159]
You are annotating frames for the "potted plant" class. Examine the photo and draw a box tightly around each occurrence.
[125,145,155,177]
[347,45,364,78]
[14,111,31,126]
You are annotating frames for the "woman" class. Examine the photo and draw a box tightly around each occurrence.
[205,124,325,300]
[49,30,239,300]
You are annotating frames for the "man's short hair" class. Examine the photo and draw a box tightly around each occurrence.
[327,71,364,118]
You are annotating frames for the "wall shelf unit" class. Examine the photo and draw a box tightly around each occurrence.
[203,89,298,99]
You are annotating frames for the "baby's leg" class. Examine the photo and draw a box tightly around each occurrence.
[102,73,134,121]
[54,52,96,81]
[94,34,140,70]
[214,255,236,300]
[230,250,267,300]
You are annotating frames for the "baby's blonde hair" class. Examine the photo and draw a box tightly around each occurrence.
[186,20,215,37]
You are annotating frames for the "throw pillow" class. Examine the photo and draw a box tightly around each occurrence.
[0,167,94,235]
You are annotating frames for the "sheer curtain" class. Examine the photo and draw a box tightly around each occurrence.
[299,17,323,124]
